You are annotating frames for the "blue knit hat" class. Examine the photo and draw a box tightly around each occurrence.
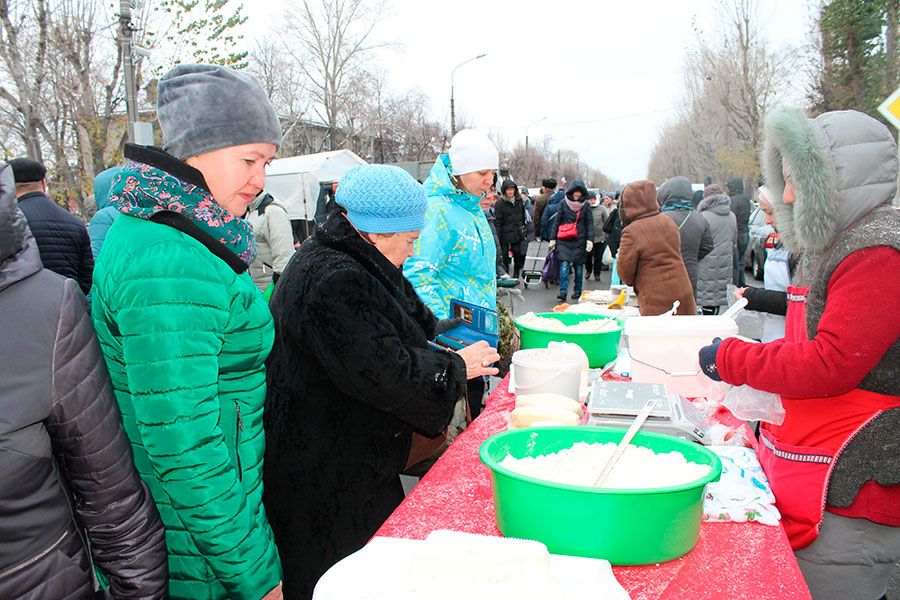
[336,165,427,233]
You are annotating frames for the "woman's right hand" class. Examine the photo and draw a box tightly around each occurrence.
[262,582,283,600]
[733,287,748,300]
[456,340,501,380]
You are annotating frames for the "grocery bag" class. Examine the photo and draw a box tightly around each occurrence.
[541,249,559,282]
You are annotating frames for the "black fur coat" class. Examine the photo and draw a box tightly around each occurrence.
[263,209,466,599]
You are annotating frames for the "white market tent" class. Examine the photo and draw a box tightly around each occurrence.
[265,149,367,221]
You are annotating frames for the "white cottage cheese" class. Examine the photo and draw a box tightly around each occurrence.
[517,313,620,333]
[499,441,710,489]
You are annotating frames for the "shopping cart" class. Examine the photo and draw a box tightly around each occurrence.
[522,239,550,288]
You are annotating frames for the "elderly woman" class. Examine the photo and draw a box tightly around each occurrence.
[263,165,500,599]
[403,128,500,417]
[91,65,284,600]
[699,108,899,600]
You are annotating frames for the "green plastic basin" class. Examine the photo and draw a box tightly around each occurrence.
[479,426,722,565]
[515,312,622,367]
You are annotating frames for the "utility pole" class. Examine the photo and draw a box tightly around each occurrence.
[120,0,138,143]
[120,1,153,145]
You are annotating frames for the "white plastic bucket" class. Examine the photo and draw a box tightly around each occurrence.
[510,348,582,401]
[624,315,739,398]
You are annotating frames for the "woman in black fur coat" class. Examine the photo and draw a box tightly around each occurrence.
[262,165,499,599]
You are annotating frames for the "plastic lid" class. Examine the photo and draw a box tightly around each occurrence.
[624,315,739,337]
[512,347,583,368]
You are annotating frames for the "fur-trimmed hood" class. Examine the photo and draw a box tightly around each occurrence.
[698,193,732,216]
[761,108,898,252]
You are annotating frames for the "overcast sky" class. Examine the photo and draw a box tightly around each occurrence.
[246,0,813,184]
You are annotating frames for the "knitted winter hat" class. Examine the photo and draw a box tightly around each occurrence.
[336,165,427,233]
[448,129,499,175]
[157,64,282,160]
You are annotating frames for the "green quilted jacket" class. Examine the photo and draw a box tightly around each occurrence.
[92,213,282,599]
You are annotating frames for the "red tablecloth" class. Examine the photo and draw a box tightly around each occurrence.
[375,376,812,600]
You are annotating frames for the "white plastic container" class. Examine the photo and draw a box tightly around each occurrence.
[624,315,739,398]
[510,348,582,401]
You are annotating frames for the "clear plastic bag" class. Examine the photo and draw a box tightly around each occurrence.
[722,384,785,426]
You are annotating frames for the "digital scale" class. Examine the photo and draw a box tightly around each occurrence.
[586,381,710,444]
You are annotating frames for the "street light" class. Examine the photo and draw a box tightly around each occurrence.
[524,116,546,161]
[557,135,575,174]
[524,117,546,186]
[450,53,486,136]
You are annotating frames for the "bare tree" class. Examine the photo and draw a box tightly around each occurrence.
[282,0,389,149]
[648,0,794,188]
[0,0,252,211]
[249,36,313,156]
[0,0,51,161]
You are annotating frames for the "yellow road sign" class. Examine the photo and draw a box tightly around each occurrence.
[878,86,900,130]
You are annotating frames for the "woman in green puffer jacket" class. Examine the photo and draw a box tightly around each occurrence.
[91,65,284,600]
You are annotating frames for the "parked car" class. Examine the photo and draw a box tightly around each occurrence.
[745,205,774,280]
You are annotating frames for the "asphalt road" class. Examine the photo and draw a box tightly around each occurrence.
[503,241,763,326]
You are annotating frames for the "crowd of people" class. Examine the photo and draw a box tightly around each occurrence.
[0,61,897,600]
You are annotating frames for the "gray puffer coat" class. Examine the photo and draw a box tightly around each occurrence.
[695,193,737,307]
[658,176,714,295]
[0,162,167,600]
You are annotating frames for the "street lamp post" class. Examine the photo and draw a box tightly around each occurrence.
[524,116,546,185]
[524,117,546,160]
[556,135,575,174]
[450,53,486,136]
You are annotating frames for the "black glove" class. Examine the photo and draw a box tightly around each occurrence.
[698,337,723,381]
[434,317,465,336]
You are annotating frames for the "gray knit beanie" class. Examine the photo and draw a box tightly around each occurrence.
[157,64,282,160]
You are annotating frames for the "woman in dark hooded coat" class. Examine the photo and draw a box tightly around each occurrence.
[549,179,594,302]
[493,178,528,277]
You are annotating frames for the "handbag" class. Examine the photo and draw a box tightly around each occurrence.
[404,384,473,473]
[557,207,582,240]
[405,429,449,470]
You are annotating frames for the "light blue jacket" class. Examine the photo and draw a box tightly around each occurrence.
[88,167,122,259]
[404,155,497,320]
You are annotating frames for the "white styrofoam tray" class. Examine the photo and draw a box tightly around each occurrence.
[313,536,631,600]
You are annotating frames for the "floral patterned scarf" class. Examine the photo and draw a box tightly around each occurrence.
[109,144,257,265]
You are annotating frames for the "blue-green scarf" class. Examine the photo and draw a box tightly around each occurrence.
[109,145,257,265]
[660,198,694,213]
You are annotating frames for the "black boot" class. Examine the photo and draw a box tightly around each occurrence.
[557,292,567,301]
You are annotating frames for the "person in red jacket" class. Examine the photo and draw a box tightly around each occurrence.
[698,108,900,600]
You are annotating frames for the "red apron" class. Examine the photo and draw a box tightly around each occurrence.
[758,286,900,550]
